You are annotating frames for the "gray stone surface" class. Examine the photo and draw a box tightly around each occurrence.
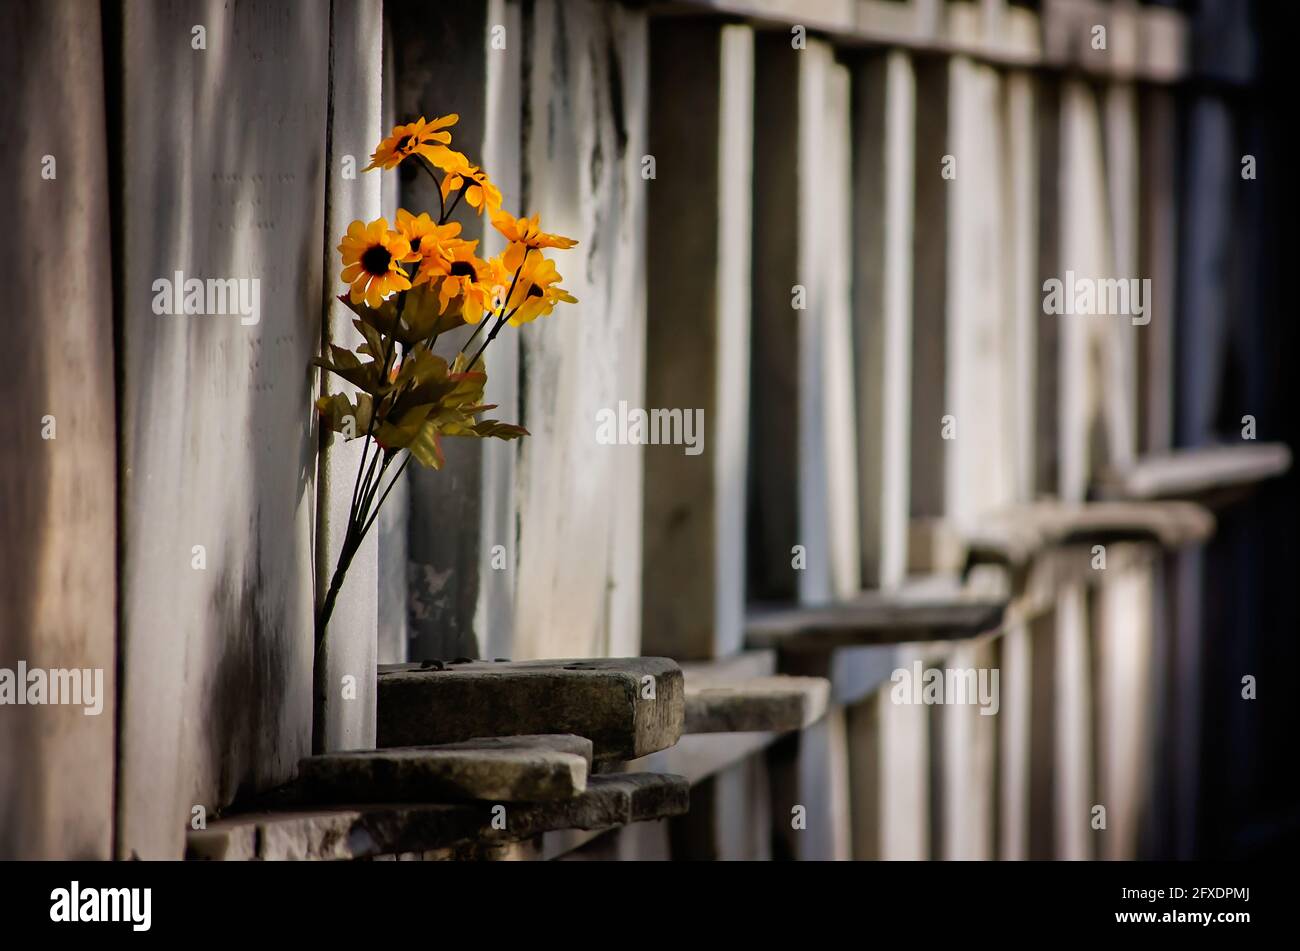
[684,676,830,735]
[642,20,753,661]
[377,658,684,761]
[513,0,649,659]
[747,593,1006,652]
[963,500,1215,572]
[187,773,688,860]
[315,0,382,755]
[299,735,592,803]
[116,0,329,859]
[0,0,117,860]
[1095,444,1292,503]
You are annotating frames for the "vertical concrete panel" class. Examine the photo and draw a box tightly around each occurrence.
[908,56,950,522]
[643,21,752,660]
[1137,87,1178,456]
[1057,79,1110,504]
[389,0,489,662]
[0,0,116,859]
[748,32,800,602]
[751,37,859,605]
[878,660,930,859]
[944,57,1013,528]
[998,622,1032,859]
[1027,609,1057,859]
[802,45,862,602]
[853,51,915,590]
[1096,552,1154,859]
[117,0,328,858]
[376,18,408,666]
[1054,582,1093,859]
[1169,95,1234,858]
[1101,82,1140,473]
[315,0,382,753]
[940,641,997,859]
[386,1,523,663]
[1003,71,1038,503]
[768,708,852,861]
[476,0,525,663]
[516,0,647,658]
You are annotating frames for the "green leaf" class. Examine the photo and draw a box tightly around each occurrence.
[407,420,446,469]
[465,418,530,440]
[316,392,373,439]
[351,317,386,361]
[374,402,435,450]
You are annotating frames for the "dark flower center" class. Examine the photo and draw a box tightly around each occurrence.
[361,245,392,275]
[449,261,476,279]
[398,135,416,152]
[409,237,422,252]
[526,283,543,298]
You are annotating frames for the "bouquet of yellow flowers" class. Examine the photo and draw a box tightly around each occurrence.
[314,113,577,650]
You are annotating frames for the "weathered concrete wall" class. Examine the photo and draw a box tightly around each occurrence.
[116,0,329,858]
[642,20,753,660]
[0,0,117,859]
[389,0,523,663]
[514,0,649,659]
[315,0,383,753]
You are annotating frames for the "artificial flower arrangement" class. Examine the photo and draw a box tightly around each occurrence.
[315,113,578,650]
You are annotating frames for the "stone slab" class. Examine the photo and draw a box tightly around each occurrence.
[1095,444,1292,503]
[377,658,684,761]
[684,676,830,734]
[297,735,592,804]
[964,500,1215,572]
[747,593,1005,653]
[186,773,688,861]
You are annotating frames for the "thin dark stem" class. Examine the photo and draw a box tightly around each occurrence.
[357,450,395,530]
[466,310,513,372]
[460,249,529,369]
[415,156,446,221]
[443,181,470,221]
[360,453,412,541]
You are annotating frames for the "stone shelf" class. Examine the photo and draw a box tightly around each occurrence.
[682,666,829,734]
[376,657,684,763]
[963,499,1214,573]
[746,592,1006,653]
[186,772,689,861]
[297,735,592,804]
[1094,443,1292,505]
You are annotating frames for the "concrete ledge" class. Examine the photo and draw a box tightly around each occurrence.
[684,675,830,733]
[964,500,1215,574]
[377,658,684,762]
[297,735,593,804]
[1094,443,1292,505]
[746,591,1005,653]
[651,0,1188,81]
[186,773,689,861]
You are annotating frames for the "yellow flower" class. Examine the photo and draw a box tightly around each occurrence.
[434,242,504,325]
[338,217,416,307]
[490,210,578,270]
[441,152,503,215]
[364,115,459,171]
[505,253,577,326]
[395,208,466,280]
